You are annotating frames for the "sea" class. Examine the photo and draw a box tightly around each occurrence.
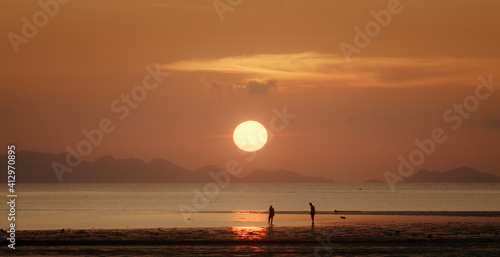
[2,183,500,229]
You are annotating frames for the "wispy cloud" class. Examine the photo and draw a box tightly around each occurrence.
[162,52,348,83]
[246,80,277,96]
[162,52,500,89]
[346,117,358,124]
[483,115,500,129]
[203,79,277,97]
[0,108,14,115]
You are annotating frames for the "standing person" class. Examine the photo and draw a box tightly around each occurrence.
[268,205,275,225]
[309,203,315,225]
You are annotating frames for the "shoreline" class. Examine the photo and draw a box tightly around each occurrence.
[10,221,500,244]
[230,210,500,216]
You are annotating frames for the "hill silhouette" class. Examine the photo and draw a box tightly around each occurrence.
[405,167,500,183]
[1,151,332,183]
[237,169,332,183]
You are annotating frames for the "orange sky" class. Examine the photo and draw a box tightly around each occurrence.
[1,0,500,182]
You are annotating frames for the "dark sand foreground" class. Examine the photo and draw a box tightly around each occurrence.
[1,215,499,256]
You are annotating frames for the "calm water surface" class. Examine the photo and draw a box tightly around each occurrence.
[1,183,499,229]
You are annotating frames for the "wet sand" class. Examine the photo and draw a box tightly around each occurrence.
[1,214,499,256]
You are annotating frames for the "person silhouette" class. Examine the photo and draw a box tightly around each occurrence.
[268,205,275,225]
[309,203,315,225]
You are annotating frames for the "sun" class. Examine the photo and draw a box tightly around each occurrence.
[233,121,268,152]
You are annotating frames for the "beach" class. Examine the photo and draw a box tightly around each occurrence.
[3,184,500,255]
[2,213,499,256]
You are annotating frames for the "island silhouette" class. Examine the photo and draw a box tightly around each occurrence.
[0,151,333,183]
[2,151,499,183]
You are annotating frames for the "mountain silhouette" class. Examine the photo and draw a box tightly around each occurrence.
[1,151,332,183]
[237,169,332,183]
[405,167,500,183]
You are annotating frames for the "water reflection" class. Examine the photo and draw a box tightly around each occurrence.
[231,211,266,223]
[232,226,268,240]
[232,226,268,253]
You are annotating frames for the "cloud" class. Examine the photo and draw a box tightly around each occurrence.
[483,115,500,129]
[162,52,500,89]
[346,117,358,124]
[0,108,13,114]
[162,52,349,84]
[375,64,468,84]
[206,81,234,97]
[246,80,276,96]
[203,79,277,97]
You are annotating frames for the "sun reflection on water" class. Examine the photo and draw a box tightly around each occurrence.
[232,226,269,253]
[232,226,268,240]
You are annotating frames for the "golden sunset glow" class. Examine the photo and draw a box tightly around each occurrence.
[2,1,500,256]
[2,0,500,182]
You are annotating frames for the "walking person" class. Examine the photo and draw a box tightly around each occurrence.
[268,205,275,225]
